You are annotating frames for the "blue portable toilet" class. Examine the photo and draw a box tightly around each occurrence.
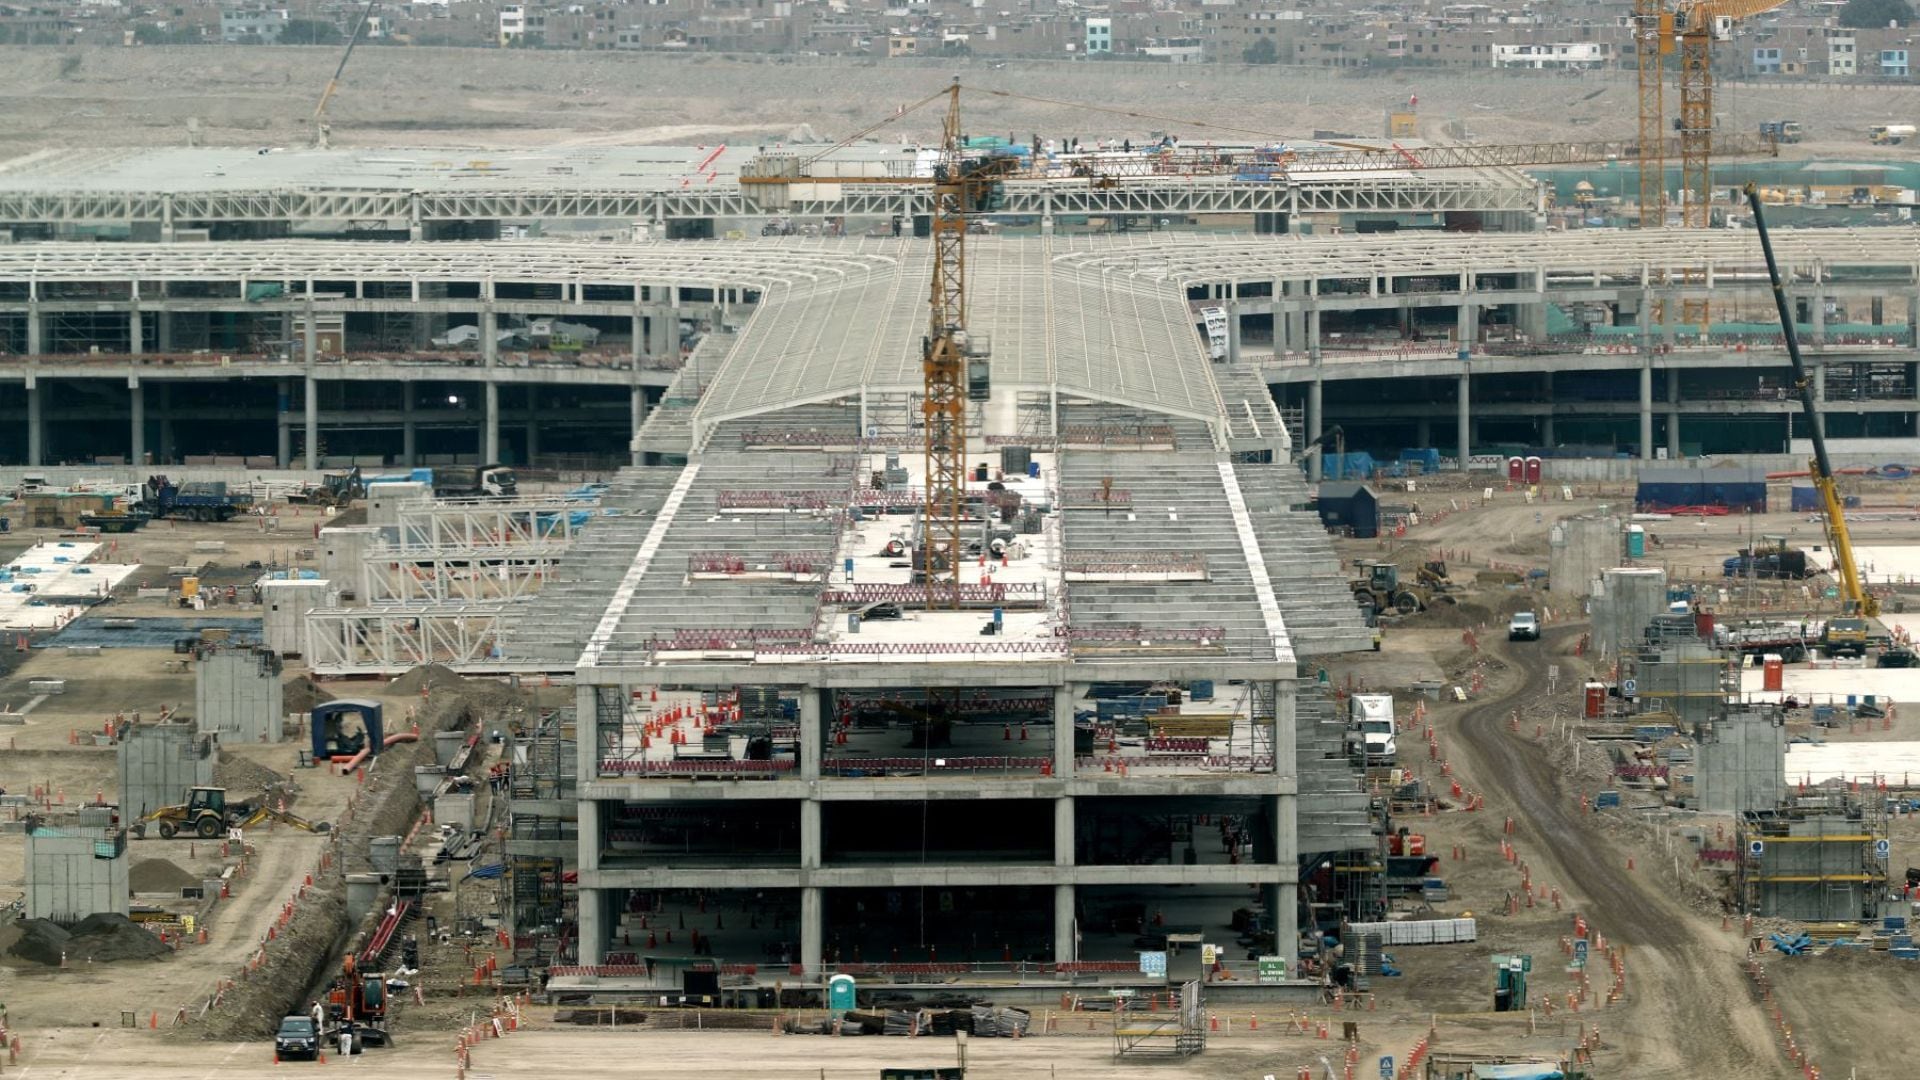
[311,700,384,762]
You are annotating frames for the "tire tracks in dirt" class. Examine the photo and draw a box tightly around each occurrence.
[1444,625,1781,1078]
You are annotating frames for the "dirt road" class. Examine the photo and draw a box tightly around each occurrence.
[1445,627,1783,1078]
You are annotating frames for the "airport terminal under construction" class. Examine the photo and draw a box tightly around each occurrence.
[4,120,1920,1080]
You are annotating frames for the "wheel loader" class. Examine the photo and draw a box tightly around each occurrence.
[1350,561,1451,617]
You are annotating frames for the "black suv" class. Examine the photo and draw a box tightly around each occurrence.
[275,1016,319,1061]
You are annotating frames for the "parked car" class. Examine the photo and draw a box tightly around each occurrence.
[275,1016,320,1061]
[1508,612,1540,642]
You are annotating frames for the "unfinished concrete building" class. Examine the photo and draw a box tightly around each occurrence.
[26,825,130,921]
[193,645,286,743]
[484,239,1377,998]
[117,723,216,820]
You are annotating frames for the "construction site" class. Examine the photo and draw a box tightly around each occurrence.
[5,27,1920,1080]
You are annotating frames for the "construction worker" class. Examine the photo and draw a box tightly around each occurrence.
[309,999,324,1032]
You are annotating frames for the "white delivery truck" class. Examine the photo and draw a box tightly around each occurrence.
[1348,693,1397,765]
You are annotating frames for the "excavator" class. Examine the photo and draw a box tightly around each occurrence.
[130,785,331,840]
[326,955,391,1048]
[1745,182,1876,658]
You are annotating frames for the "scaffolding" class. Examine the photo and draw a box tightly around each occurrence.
[506,707,577,966]
[1111,980,1205,1059]
[1735,789,1890,923]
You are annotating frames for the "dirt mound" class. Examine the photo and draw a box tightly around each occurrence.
[326,507,367,528]
[213,749,288,801]
[130,858,198,894]
[6,919,71,965]
[65,914,172,962]
[283,675,334,714]
[387,663,464,699]
[1399,600,1494,629]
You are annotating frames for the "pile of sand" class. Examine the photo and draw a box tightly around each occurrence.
[129,858,198,894]
[387,663,463,699]
[4,914,171,965]
[212,750,287,802]
[283,675,335,714]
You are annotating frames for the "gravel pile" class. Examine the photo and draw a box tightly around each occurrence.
[130,858,199,894]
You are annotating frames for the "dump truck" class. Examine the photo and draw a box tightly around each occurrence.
[143,476,253,522]
[130,785,329,839]
[1758,120,1803,143]
[429,464,517,499]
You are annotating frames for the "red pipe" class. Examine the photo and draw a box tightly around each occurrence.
[383,731,418,748]
[339,747,369,774]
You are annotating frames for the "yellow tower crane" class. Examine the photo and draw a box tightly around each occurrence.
[1638,0,1788,228]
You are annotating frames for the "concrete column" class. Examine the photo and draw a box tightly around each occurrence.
[156,310,171,353]
[25,303,39,356]
[1415,417,1432,447]
[483,381,500,464]
[1270,679,1299,975]
[1054,797,1074,867]
[303,375,319,470]
[1812,363,1827,437]
[1639,361,1654,460]
[1306,377,1324,483]
[25,379,42,467]
[159,383,175,465]
[1811,288,1827,343]
[129,379,145,465]
[1456,304,1476,352]
[800,886,824,978]
[631,386,650,435]
[1540,411,1555,448]
[799,689,822,782]
[1667,368,1682,459]
[630,312,644,368]
[1225,299,1241,364]
[1456,370,1471,467]
[129,310,143,357]
[481,307,498,368]
[525,386,540,465]
[1306,307,1322,361]
[800,801,821,870]
[577,799,605,966]
[1053,884,1076,964]
[401,383,417,466]
[1051,686,1075,778]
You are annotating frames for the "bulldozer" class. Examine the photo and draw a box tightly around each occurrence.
[288,466,364,509]
[1350,560,1449,617]
[130,785,330,840]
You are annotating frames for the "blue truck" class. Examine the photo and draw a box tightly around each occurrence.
[142,476,254,522]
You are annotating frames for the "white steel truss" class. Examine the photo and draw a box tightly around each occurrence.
[304,604,518,675]
[361,552,561,604]
[391,499,587,556]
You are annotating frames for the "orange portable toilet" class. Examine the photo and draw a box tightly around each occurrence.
[1584,681,1606,718]
[1506,456,1525,483]
[1524,456,1543,485]
[1762,654,1784,692]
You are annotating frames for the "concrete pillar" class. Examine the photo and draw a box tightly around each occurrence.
[1306,378,1324,483]
[1052,686,1076,778]
[156,310,171,353]
[1270,679,1299,975]
[1667,368,1682,459]
[159,383,175,465]
[1415,417,1432,447]
[1456,370,1471,467]
[129,310,143,357]
[631,386,650,435]
[1811,288,1827,343]
[630,312,644,368]
[1456,304,1476,352]
[800,886,824,978]
[800,801,821,870]
[303,375,319,470]
[25,379,42,467]
[525,386,540,465]
[483,381,500,464]
[1639,361,1654,460]
[1054,797,1074,867]
[577,797,605,966]
[1226,299,1241,364]
[481,307,498,368]
[25,303,40,356]
[799,689,822,782]
[1053,884,1076,963]
[1812,363,1826,437]
[1306,307,1322,361]
[402,383,417,466]
[129,379,145,465]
